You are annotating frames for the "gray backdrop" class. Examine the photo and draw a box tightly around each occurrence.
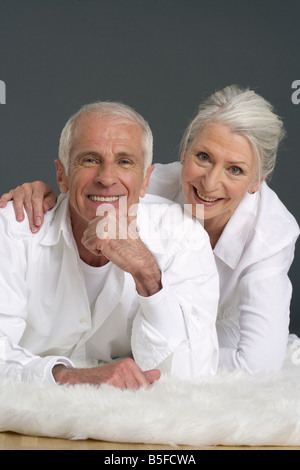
[1,0,300,333]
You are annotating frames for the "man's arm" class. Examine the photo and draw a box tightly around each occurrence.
[0,206,160,389]
[82,203,220,379]
[0,334,160,389]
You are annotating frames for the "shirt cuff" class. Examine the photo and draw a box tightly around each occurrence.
[47,358,75,384]
[136,271,187,339]
[21,356,75,384]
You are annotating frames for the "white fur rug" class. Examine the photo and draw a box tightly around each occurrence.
[1,339,300,447]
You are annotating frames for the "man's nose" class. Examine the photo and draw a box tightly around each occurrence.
[96,162,117,186]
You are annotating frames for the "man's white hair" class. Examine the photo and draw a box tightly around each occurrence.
[58,101,153,175]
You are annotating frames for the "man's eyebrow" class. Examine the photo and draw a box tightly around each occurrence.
[76,151,102,159]
[75,150,137,159]
[116,151,136,158]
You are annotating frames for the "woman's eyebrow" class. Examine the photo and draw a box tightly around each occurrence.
[227,160,250,167]
[194,144,251,168]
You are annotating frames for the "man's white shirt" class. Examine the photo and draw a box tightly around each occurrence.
[0,193,219,383]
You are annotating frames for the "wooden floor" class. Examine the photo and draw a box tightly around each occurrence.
[0,432,299,450]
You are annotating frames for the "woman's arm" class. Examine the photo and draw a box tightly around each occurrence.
[0,181,58,232]
[218,245,296,373]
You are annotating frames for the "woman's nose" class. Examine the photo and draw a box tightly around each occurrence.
[202,167,223,192]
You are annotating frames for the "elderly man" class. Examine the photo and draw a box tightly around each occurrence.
[0,101,219,389]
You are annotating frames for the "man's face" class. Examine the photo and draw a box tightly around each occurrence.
[56,113,151,231]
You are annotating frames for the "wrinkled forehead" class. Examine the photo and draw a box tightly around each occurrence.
[70,113,144,155]
[73,112,142,139]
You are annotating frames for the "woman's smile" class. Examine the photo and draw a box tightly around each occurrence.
[193,186,225,205]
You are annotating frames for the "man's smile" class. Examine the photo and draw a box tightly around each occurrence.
[88,195,121,202]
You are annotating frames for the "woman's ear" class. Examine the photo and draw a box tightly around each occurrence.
[54,159,69,194]
[180,150,185,165]
[139,165,155,198]
[249,177,265,194]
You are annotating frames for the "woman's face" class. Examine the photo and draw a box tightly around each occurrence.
[181,122,260,229]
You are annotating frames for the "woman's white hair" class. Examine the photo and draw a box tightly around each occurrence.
[59,101,153,175]
[181,85,286,181]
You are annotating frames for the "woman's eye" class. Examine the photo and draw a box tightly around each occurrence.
[196,152,210,162]
[229,166,242,175]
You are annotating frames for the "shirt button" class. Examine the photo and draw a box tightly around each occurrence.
[79,318,87,324]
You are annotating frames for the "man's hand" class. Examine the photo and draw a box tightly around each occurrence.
[0,181,57,233]
[52,358,161,390]
[82,207,162,297]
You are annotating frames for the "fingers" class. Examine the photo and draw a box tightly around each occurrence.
[23,182,50,233]
[43,194,57,212]
[13,184,42,233]
[0,190,16,209]
[0,188,26,222]
[81,217,112,255]
[144,368,161,385]
[104,359,160,390]
[27,182,57,227]
[52,358,161,390]
[122,361,161,390]
[81,229,104,256]
[0,182,57,233]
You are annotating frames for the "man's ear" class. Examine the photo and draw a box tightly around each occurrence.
[54,159,69,194]
[139,165,154,198]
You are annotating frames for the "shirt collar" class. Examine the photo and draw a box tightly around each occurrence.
[41,194,75,249]
[40,189,260,268]
[213,189,259,269]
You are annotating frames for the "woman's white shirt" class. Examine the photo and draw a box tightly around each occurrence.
[148,162,300,373]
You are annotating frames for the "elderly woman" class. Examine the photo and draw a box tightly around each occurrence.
[1,85,299,374]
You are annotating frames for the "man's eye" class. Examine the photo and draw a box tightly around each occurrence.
[82,157,98,165]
